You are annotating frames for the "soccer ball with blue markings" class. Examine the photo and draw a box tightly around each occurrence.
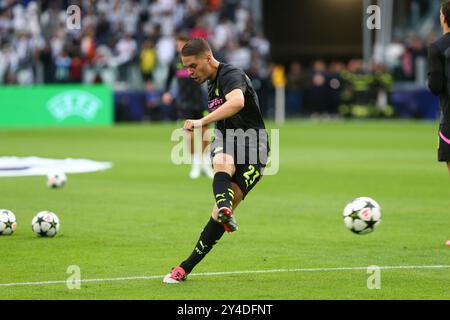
[0,209,17,235]
[343,197,381,235]
[32,211,60,237]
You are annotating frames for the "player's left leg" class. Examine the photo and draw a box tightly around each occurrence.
[163,182,243,283]
[447,162,450,175]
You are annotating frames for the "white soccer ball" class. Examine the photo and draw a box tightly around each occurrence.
[47,172,67,188]
[32,211,60,237]
[0,209,17,235]
[343,197,381,235]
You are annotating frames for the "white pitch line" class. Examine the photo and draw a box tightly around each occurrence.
[1,265,450,288]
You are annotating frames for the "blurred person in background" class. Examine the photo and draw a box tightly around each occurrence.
[327,61,346,117]
[225,39,251,72]
[54,46,72,83]
[306,59,330,118]
[383,37,405,81]
[139,39,157,84]
[162,32,213,179]
[371,63,394,117]
[145,80,163,121]
[83,44,116,85]
[404,33,427,81]
[211,15,236,59]
[36,43,54,83]
[115,32,137,84]
[69,45,83,83]
[339,59,375,118]
[285,61,306,117]
[250,32,270,60]
[0,42,19,84]
[247,59,271,118]
[190,17,209,39]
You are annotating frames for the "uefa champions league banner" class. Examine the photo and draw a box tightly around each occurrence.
[0,85,113,128]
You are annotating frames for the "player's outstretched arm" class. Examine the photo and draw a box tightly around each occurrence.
[202,89,245,125]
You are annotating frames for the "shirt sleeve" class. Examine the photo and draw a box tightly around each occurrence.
[220,68,247,97]
[427,43,444,96]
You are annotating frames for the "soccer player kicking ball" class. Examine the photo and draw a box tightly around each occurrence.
[163,38,269,283]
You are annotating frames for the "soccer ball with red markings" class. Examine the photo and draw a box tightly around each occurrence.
[0,209,17,235]
[32,211,60,237]
[343,197,381,235]
[47,172,67,188]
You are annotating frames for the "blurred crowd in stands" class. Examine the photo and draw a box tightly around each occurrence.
[0,0,269,85]
[0,0,440,120]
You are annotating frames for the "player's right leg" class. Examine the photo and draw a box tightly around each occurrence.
[211,152,239,232]
[447,162,450,175]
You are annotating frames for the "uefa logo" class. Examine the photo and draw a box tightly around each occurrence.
[47,90,102,121]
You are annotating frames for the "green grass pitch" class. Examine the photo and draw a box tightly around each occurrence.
[0,120,449,299]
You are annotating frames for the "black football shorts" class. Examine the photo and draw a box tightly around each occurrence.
[438,125,450,162]
[210,131,269,199]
